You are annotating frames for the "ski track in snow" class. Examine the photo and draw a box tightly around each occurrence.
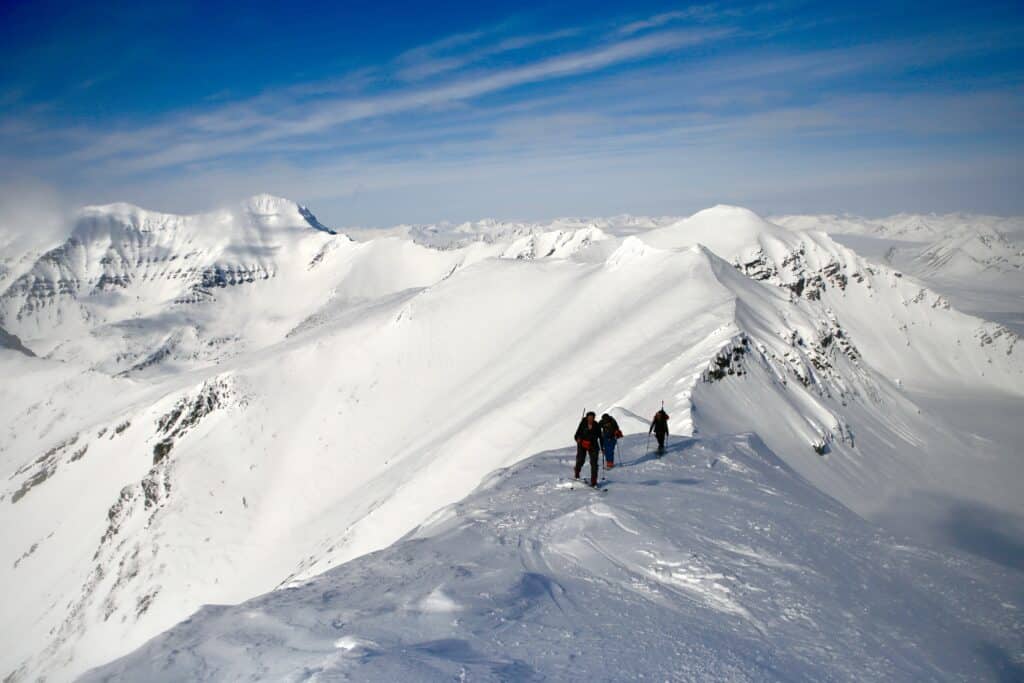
[82,435,1023,682]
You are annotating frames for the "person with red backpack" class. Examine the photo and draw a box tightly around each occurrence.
[574,411,602,487]
[599,413,623,468]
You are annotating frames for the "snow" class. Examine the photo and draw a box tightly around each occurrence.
[82,435,1023,682]
[774,212,1024,334]
[1,198,1022,681]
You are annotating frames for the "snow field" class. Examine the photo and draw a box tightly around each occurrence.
[84,435,1023,682]
[1,199,1022,680]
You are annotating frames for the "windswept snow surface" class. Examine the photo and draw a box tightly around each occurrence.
[2,199,1023,680]
[83,436,1023,682]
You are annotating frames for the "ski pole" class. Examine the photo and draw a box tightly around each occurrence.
[601,435,607,482]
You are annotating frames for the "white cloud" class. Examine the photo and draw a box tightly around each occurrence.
[0,178,73,253]
[618,9,704,35]
[2,7,1022,223]
[395,27,582,81]
[66,26,733,172]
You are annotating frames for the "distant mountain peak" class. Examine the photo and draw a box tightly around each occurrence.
[240,193,297,214]
[239,194,338,234]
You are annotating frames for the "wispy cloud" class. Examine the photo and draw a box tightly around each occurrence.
[63,25,734,172]
[618,8,709,35]
[2,3,1022,222]
[618,2,782,35]
[395,27,582,81]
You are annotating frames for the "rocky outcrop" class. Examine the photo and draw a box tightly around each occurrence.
[0,326,34,356]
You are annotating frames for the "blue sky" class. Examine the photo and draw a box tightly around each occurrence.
[1,0,1022,226]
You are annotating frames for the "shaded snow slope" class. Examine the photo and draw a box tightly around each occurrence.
[2,202,1023,681]
[690,253,1024,520]
[342,214,670,249]
[1,243,742,681]
[0,195,342,360]
[0,198,615,375]
[643,206,1021,396]
[83,435,1024,683]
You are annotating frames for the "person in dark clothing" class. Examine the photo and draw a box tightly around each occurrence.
[574,411,602,486]
[599,413,622,469]
[649,409,670,452]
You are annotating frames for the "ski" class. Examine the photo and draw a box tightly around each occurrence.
[557,480,608,493]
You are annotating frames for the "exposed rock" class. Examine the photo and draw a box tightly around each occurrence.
[0,326,34,356]
[10,435,80,503]
[702,336,750,382]
[151,440,173,465]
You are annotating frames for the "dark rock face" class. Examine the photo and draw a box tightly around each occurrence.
[735,250,777,282]
[0,326,34,356]
[10,435,79,504]
[152,439,173,466]
[702,336,750,382]
[298,205,337,235]
[156,380,227,439]
[734,245,851,303]
[199,264,273,289]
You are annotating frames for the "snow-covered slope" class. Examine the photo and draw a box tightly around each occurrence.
[774,212,1024,334]
[774,211,1024,242]
[0,197,621,375]
[343,214,670,249]
[0,195,345,361]
[2,201,1022,681]
[772,212,1024,288]
[82,435,1023,682]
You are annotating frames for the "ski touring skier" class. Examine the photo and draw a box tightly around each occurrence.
[574,411,602,487]
[599,413,622,469]
[649,408,670,453]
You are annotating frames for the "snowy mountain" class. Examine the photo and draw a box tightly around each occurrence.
[0,195,350,365]
[1,200,1022,681]
[773,212,1024,285]
[774,212,1024,333]
[82,435,1023,682]
[344,214,670,250]
[773,211,1024,242]
[0,195,618,374]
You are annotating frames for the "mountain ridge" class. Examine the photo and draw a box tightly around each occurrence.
[1,200,1022,681]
